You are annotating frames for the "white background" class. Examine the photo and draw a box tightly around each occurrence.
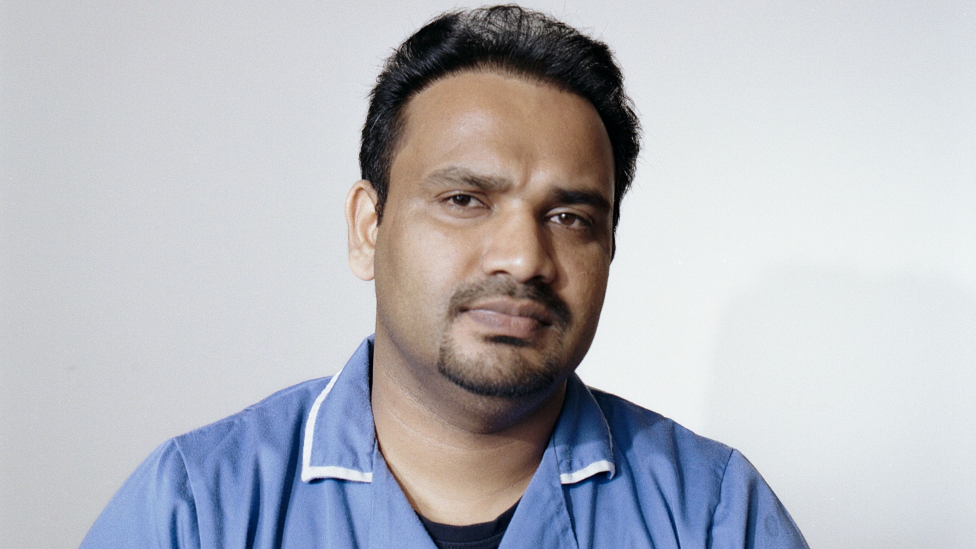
[2,1,974,547]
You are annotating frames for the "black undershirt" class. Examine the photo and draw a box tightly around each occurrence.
[417,500,520,549]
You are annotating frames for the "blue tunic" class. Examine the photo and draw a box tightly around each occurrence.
[81,337,809,548]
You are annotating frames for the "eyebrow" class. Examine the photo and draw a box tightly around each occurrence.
[425,167,511,192]
[425,166,612,214]
[552,188,612,215]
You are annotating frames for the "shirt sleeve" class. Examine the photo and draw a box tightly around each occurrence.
[79,439,201,549]
[708,449,810,549]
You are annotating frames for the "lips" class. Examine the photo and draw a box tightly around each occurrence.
[460,299,555,339]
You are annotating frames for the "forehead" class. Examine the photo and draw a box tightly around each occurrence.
[390,70,614,196]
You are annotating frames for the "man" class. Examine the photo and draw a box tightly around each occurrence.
[81,6,808,548]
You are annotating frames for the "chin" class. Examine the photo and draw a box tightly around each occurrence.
[435,334,565,399]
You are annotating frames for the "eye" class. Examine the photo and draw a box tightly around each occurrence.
[549,211,591,229]
[440,193,489,217]
[447,194,480,208]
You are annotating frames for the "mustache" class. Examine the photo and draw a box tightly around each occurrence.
[447,278,571,328]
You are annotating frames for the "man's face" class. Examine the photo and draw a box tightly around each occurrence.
[368,71,615,399]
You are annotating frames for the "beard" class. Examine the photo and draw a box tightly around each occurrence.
[436,335,563,397]
[435,278,571,398]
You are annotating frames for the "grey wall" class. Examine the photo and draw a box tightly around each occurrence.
[2,1,974,548]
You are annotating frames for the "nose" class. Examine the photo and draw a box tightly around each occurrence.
[480,211,557,284]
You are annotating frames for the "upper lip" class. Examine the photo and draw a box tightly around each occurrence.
[462,299,556,326]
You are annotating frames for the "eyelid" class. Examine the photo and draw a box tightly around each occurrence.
[441,191,490,210]
[547,210,594,229]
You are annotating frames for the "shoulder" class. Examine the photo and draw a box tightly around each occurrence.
[587,387,735,507]
[171,376,333,469]
[80,377,335,548]
[587,388,810,547]
[589,387,733,472]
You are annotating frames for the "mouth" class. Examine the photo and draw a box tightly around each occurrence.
[459,299,556,340]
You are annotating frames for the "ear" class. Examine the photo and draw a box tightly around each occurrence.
[346,180,379,281]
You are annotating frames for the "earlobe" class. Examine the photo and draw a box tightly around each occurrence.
[346,180,379,281]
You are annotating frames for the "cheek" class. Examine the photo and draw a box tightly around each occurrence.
[376,217,479,312]
[579,277,609,328]
[564,254,611,319]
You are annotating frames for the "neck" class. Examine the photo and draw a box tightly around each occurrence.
[370,345,567,525]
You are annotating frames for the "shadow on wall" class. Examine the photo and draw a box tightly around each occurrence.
[703,267,976,549]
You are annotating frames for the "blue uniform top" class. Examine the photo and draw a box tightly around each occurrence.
[80,337,809,548]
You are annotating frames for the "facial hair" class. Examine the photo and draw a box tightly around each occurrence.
[435,278,571,398]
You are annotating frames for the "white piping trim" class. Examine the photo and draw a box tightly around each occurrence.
[300,368,373,483]
[559,459,615,484]
[303,465,373,483]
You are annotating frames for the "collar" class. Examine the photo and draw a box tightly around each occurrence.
[301,335,616,486]
[300,337,376,482]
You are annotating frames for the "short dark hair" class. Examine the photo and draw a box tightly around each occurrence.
[360,4,640,232]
